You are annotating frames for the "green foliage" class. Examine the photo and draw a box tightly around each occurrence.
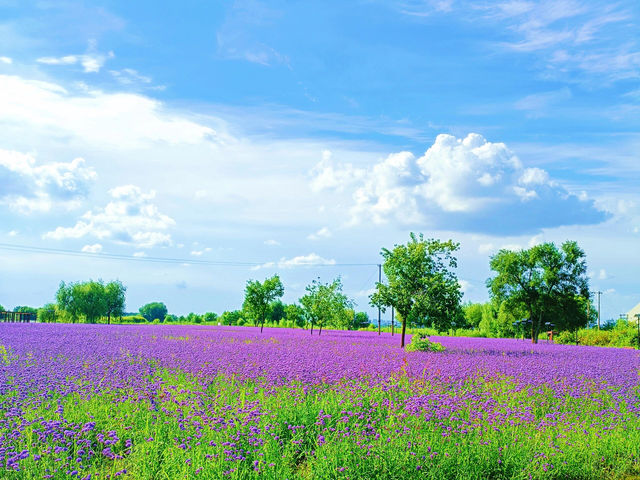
[353,311,371,329]
[14,305,37,314]
[370,233,463,347]
[556,320,640,348]
[242,275,285,332]
[299,277,354,334]
[266,300,285,324]
[487,241,590,343]
[139,302,168,323]
[56,280,125,324]
[104,280,126,324]
[284,304,305,328]
[405,334,446,352]
[120,315,147,324]
[462,302,484,328]
[37,303,58,323]
[203,312,218,323]
[220,310,244,326]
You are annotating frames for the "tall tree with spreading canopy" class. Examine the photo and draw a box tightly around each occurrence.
[370,233,463,348]
[487,241,590,343]
[300,277,354,335]
[243,275,284,333]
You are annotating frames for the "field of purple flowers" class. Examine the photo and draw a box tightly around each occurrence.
[0,324,639,479]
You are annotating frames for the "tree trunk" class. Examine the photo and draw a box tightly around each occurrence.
[260,316,264,333]
[108,312,111,325]
[310,322,314,335]
[400,315,407,348]
[319,323,323,335]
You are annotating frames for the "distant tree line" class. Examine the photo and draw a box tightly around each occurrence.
[2,234,596,347]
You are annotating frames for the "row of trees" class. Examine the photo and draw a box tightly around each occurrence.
[5,233,594,348]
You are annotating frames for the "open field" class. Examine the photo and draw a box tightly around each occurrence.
[0,324,639,479]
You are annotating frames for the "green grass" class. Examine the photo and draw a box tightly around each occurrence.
[2,368,639,479]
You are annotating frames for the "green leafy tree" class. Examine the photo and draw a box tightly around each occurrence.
[299,277,354,335]
[220,310,243,326]
[487,241,590,343]
[56,280,109,323]
[139,302,168,323]
[284,304,305,328]
[463,302,484,329]
[104,281,126,325]
[353,311,371,329]
[243,275,285,333]
[370,233,463,348]
[37,303,58,323]
[204,312,218,323]
[267,300,286,324]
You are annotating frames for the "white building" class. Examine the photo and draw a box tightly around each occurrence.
[626,301,640,323]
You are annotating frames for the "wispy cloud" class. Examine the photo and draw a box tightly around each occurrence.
[252,253,336,270]
[37,41,114,73]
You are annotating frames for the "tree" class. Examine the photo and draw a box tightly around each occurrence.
[242,275,284,333]
[463,302,484,329]
[56,280,110,323]
[220,310,243,326]
[104,281,126,325]
[299,277,354,335]
[370,233,463,348]
[353,311,371,329]
[267,300,286,324]
[204,312,218,323]
[284,304,305,328]
[37,303,58,323]
[487,241,590,343]
[139,302,168,323]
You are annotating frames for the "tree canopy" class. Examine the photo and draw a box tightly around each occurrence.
[487,241,590,343]
[299,277,354,334]
[242,275,285,333]
[370,233,463,347]
[139,302,168,323]
[57,280,127,323]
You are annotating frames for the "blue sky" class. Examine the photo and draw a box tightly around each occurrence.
[1,0,639,320]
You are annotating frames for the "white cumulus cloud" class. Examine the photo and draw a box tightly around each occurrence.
[0,149,96,213]
[311,133,607,234]
[44,185,175,248]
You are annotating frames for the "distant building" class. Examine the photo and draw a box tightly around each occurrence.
[626,301,640,322]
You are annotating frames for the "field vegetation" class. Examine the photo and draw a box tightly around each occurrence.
[0,324,638,479]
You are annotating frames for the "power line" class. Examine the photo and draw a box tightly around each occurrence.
[0,242,378,268]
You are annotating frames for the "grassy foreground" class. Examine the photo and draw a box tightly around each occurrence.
[2,370,640,479]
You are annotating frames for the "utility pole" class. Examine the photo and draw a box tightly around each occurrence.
[377,264,381,335]
[596,291,602,330]
[391,306,394,336]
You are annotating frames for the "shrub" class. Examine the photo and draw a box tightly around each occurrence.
[405,334,445,353]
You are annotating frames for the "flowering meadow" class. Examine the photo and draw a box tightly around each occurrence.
[0,324,639,479]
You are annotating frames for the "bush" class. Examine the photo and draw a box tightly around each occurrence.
[405,334,446,352]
